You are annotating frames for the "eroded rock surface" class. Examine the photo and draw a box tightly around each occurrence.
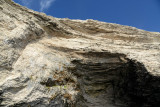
[0,0,160,107]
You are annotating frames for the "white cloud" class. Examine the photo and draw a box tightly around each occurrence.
[21,0,32,7]
[40,0,56,12]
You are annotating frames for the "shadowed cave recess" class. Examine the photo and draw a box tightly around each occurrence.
[68,52,160,107]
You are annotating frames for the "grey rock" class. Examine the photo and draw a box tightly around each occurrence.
[0,0,160,107]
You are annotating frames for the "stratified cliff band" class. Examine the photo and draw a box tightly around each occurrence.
[0,0,160,107]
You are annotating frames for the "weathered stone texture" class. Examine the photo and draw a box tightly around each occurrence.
[0,0,160,107]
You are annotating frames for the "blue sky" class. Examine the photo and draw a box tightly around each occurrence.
[13,0,160,32]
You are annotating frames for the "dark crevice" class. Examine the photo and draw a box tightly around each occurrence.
[0,90,3,105]
[69,52,160,107]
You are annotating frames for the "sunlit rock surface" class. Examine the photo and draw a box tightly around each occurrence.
[0,0,160,107]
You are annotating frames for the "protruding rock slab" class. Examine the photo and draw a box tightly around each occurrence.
[0,0,160,107]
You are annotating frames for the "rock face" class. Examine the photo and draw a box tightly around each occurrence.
[0,0,160,107]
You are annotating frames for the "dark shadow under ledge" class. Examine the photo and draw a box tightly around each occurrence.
[69,52,160,107]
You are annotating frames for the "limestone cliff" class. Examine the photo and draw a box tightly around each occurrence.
[0,0,160,107]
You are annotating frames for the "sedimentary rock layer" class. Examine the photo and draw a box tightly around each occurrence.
[0,0,160,107]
